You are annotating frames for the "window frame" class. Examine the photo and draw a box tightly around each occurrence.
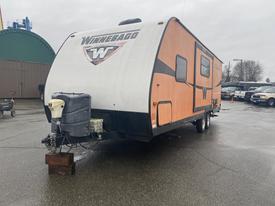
[175,55,188,83]
[200,55,210,78]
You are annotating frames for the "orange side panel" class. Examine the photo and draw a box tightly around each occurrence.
[151,19,199,127]
[150,18,222,128]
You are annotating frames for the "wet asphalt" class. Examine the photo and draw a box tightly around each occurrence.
[0,100,275,206]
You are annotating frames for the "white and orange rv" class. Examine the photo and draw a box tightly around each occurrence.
[43,17,222,149]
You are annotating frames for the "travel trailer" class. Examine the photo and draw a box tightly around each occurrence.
[42,17,222,150]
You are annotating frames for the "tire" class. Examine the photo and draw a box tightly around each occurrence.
[267,98,275,107]
[205,113,210,129]
[196,116,206,133]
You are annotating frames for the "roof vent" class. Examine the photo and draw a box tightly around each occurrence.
[118,18,142,26]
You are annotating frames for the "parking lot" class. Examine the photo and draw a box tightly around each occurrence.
[0,100,275,206]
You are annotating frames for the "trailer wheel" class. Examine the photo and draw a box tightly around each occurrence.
[196,116,206,133]
[205,113,210,129]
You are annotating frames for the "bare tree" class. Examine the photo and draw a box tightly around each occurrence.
[266,77,271,83]
[222,62,232,82]
[232,60,263,81]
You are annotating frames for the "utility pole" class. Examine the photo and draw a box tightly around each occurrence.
[0,5,4,30]
[225,61,231,82]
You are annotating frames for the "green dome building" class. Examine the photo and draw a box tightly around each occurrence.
[0,29,55,98]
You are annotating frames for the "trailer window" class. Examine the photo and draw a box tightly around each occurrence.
[201,55,210,77]
[176,55,187,82]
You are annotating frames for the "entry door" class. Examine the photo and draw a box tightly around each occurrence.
[193,43,213,112]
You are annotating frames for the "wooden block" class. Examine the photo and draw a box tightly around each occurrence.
[45,152,75,175]
[48,163,75,176]
[45,152,74,167]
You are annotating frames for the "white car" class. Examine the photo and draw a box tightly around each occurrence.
[234,87,257,100]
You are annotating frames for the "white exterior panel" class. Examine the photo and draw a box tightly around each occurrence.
[45,21,166,113]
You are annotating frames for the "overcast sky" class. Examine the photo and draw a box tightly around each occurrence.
[1,0,274,80]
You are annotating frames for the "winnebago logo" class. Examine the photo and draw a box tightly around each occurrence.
[82,30,139,65]
[84,44,123,65]
[81,30,139,45]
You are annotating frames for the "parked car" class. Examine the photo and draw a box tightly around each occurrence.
[235,87,257,100]
[250,87,275,106]
[222,81,272,101]
[221,87,240,99]
[244,86,272,102]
